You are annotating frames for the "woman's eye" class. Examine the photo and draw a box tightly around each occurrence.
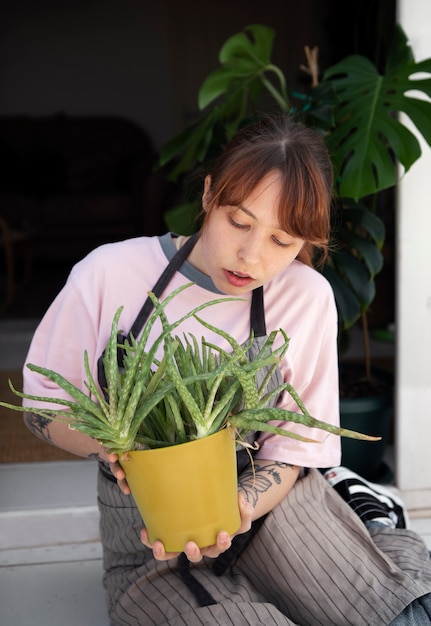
[228,216,248,229]
[272,236,290,248]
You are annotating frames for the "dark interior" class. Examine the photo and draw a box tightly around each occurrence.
[0,0,396,322]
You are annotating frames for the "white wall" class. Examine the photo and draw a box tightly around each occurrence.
[396,0,431,509]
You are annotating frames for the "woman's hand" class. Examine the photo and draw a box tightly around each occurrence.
[106,452,131,495]
[140,494,254,563]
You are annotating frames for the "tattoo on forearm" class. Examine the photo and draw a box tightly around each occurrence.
[24,414,104,461]
[25,412,52,442]
[238,461,292,507]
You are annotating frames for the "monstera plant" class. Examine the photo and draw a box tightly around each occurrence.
[159,23,431,348]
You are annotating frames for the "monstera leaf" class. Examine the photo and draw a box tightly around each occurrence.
[158,24,289,181]
[198,23,288,110]
[317,25,431,200]
[322,200,385,329]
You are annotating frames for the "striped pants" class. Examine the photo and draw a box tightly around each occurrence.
[98,468,431,626]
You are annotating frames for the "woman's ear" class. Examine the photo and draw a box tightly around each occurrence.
[202,175,212,212]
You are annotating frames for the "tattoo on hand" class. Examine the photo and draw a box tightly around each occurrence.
[238,461,292,507]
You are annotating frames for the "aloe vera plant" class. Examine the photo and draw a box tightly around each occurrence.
[1,283,378,455]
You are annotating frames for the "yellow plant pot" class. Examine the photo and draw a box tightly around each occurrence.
[120,427,241,552]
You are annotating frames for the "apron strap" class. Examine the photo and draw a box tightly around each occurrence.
[250,284,266,338]
[128,231,201,340]
[128,231,265,341]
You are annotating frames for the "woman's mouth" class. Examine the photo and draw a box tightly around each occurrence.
[224,269,255,287]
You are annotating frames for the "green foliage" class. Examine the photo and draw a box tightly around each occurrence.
[322,199,385,329]
[315,25,431,199]
[158,24,289,183]
[0,284,377,454]
[158,23,431,333]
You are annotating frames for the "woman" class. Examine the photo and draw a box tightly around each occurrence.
[23,115,431,625]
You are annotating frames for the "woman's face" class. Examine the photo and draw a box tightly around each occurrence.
[189,172,305,295]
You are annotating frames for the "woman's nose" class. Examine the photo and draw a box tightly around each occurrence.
[238,236,262,265]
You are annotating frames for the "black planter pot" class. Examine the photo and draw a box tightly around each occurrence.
[340,395,392,481]
[339,363,394,483]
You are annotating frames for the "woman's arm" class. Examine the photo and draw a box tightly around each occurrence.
[238,458,300,521]
[23,411,111,463]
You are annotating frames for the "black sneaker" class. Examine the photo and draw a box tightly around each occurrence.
[324,466,409,529]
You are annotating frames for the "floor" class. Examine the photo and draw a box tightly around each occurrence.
[1,294,431,625]
[0,317,108,625]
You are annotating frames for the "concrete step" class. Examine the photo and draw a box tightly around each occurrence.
[0,460,107,625]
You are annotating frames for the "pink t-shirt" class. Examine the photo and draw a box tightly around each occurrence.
[23,233,341,468]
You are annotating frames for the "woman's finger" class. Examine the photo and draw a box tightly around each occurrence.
[140,529,181,561]
[106,452,131,494]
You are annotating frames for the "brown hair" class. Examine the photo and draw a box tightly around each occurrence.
[202,115,333,266]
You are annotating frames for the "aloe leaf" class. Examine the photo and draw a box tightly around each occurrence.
[225,362,263,409]
[83,350,110,421]
[229,416,319,443]
[194,312,249,361]
[201,355,238,424]
[207,380,242,434]
[178,335,206,410]
[102,306,123,421]
[256,381,289,409]
[155,301,205,431]
[118,338,175,430]
[2,283,376,452]
[3,379,80,411]
[133,434,180,449]
[115,333,155,423]
[139,348,171,399]
[260,328,290,361]
[21,365,106,421]
[164,392,187,442]
[236,408,380,442]
[127,381,179,439]
[0,402,75,424]
[256,361,281,400]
